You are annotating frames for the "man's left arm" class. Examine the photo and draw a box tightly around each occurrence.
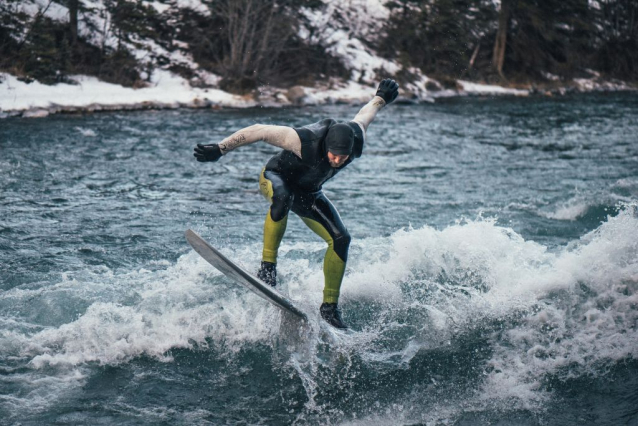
[352,79,400,134]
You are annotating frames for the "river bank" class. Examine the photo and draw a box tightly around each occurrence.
[1,69,634,119]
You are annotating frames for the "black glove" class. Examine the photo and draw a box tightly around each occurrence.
[194,143,222,162]
[376,78,399,104]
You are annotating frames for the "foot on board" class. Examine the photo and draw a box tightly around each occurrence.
[257,261,277,287]
[320,303,348,329]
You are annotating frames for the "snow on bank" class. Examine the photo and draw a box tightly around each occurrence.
[457,80,529,96]
[573,77,634,92]
[4,68,636,119]
[0,70,534,118]
[0,71,254,118]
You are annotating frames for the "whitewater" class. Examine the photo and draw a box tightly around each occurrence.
[1,93,637,425]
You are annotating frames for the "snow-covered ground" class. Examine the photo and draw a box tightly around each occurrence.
[1,0,634,118]
[3,68,634,118]
[0,69,534,118]
[0,71,254,118]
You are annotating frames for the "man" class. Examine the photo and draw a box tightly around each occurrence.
[194,79,399,329]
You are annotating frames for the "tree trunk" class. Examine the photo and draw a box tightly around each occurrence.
[493,0,512,77]
[469,40,481,69]
[69,0,78,45]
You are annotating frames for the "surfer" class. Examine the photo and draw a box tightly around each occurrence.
[194,79,399,329]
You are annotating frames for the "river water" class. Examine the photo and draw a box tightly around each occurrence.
[1,93,637,425]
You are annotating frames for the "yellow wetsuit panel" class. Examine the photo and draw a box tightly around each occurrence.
[260,169,287,263]
[300,217,346,304]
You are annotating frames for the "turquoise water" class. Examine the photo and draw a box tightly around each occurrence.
[1,93,637,425]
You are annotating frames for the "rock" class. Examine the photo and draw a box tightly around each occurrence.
[192,98,208,107]
[425,80,442,92]
[22,109,49,118]
[395,90,420,104]
[275,92,290,104]
[393,96,419,105]
[286,86,306,105]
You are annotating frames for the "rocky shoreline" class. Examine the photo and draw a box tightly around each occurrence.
[1,71,635,119]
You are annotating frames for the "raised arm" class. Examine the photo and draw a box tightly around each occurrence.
[352,79,399,134]
[352,97,386,132]
[194,124,301,162]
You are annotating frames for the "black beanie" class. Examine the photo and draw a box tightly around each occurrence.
[325,123,354,155]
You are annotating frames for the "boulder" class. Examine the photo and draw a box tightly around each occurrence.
[23,109,49,118]
[286,86,306,105]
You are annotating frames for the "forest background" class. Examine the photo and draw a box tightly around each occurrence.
[1,0,636,96]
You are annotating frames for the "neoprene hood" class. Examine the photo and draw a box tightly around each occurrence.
[325,123,354,155]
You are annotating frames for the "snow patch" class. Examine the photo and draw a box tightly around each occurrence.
[18,0,70,23]
[574,77,632,92]
[173,0,210,16]
[0,70,254,114]
[300,0,399,84]
[457,80,529,96]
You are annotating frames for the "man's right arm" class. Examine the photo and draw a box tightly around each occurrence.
[194,124,302,162]
[351,78,399,134]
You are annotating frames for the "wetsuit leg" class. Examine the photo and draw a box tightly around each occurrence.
[259,170,293,263]
[292,192,351,304]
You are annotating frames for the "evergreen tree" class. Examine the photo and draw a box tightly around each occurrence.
[593,0,638,79]
[382,0,497,79]
[505,0,593,79]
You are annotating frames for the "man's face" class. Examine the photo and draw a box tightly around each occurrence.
[327,151,349,168]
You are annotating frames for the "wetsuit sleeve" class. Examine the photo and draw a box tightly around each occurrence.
[352,95,386,133]
[218,125,302,158]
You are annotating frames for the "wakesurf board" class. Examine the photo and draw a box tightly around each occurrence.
[185,229,307,321]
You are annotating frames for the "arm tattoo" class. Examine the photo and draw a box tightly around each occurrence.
[372,98,386,108]
[219,133,247,153]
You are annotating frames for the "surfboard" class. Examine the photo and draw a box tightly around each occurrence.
[185,229,307,321]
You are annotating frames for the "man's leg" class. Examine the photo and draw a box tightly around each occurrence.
[293,192,351,310]
[258,170,293,285]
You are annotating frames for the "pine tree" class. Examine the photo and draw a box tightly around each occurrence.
[594,0,638,79]
[505,0,593,79]
[382,0,497,79]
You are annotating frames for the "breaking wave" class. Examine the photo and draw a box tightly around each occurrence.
[1,204,637,423]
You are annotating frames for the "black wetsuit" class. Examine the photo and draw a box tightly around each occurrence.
[259,118,365,303]
[264,119,364,255]
[265,119,365,193]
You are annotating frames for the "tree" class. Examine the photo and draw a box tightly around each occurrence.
[68,0,78,45]
[174,0,341,92]
[381,0,498,79]
[493,0,593,79]
[208,0,315,92]
[594,0,638,79]
[492,0,512,77]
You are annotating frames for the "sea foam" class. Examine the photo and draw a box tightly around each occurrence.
[1,204,636,419]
